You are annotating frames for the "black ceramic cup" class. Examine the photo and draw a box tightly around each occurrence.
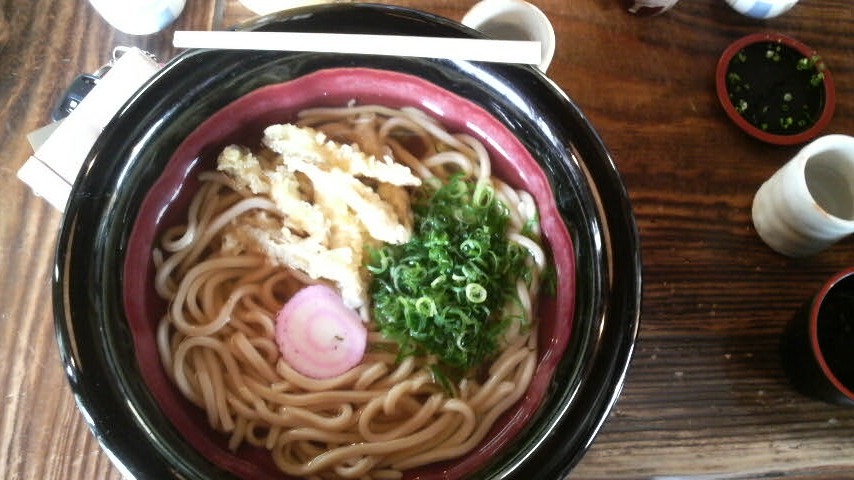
[781,267,854,406]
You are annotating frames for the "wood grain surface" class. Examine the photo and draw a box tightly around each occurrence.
[1,0,853,479]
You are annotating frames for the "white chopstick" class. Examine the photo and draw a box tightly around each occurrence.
[173,30,542,65]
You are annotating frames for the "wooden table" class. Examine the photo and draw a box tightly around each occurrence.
[2,0,853,478]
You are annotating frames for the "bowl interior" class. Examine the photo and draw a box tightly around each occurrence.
[123,67,576,479]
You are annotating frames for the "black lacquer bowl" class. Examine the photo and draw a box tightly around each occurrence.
[53,4,641,479]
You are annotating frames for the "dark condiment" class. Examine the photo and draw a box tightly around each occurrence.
[817,276,854,389]
[725,41,826,135]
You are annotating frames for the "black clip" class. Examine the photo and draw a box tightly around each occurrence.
[51,73,102,122]
[49,47,156,122]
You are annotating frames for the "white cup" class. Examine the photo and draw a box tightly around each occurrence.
[752,134,854,257]
[461,0,555,72]
[88,0,185,35]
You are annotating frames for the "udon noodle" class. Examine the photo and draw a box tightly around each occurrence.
[154,103,547,479]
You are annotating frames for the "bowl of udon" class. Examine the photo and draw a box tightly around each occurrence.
[53,4,641,479]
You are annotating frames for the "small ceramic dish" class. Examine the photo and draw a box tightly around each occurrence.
[715,32,835,146]
[781,267,854,406]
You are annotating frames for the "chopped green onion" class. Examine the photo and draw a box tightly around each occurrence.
[367,174,535,370]
[465,283,487,303]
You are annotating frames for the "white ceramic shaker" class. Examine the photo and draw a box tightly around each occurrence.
[725,0,799,19]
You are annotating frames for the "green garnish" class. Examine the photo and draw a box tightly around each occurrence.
[367,175,534,371]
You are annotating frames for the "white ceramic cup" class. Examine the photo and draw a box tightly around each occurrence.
[461,0,555,72]
[88,0,185,35]
[752,134,854,257]
[725,0,799,19]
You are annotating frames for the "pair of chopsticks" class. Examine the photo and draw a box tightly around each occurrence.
[172,30,542,66]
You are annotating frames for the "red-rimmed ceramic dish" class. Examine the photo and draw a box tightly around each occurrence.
[716,32,835,146]
[781,267,854,406]
[53,4,642,479]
